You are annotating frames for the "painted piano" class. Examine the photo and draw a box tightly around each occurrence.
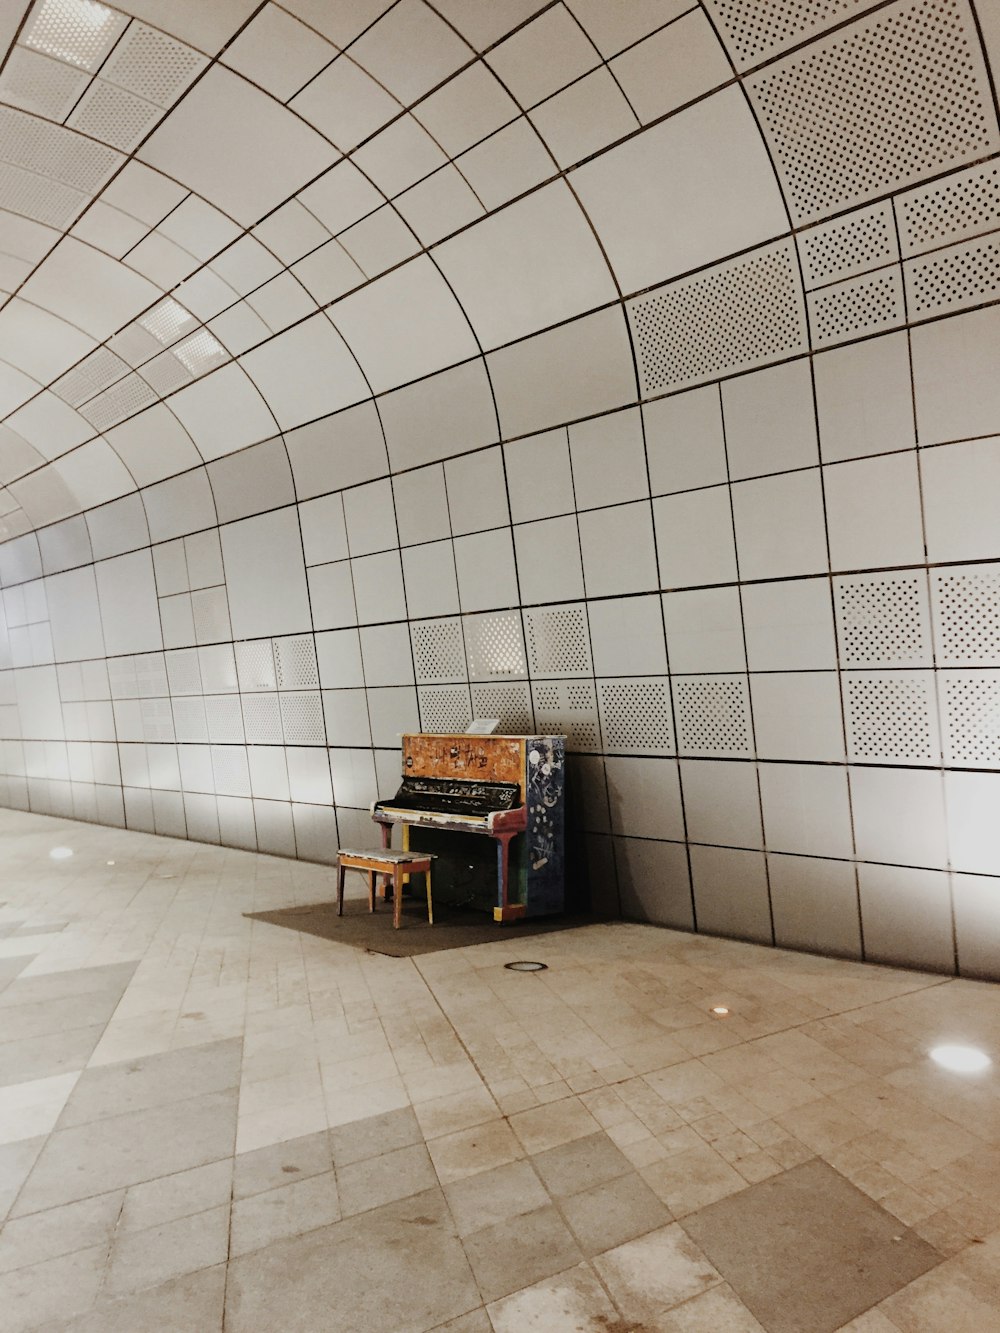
[371,733,566,922]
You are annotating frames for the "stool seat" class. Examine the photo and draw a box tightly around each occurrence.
[336,848,436,929]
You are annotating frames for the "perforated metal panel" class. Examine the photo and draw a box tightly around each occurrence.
[140,298,196,347]
[52,348,129,407]
[673,676,752,757]
[23,0,129,72]
[844,671,939,763]
[109,323,161,367]
[241,693,282,744]
[931,566,1000,665]
[165,648,202,696]
[274,635,319,689]
[470,682,533,734]
[280,691,326,744]
[463,610,526,681]
[807,268,906,348]
[597,677,673,755]
[79,374,156,430]
[904,235,1000,320]
[523,604,592,678]
[211,745,250,798]
[174,330,228,376]
[133,652,167,696]
[746,0,1000,225]
[69,81,162,152]
[411,618,466,683]
[898,162,1000,256]
[235,640,276,692]
[703,0,884,68]
[139,351,191,396]
[205,695,244,744]
[171,695,207,742]
[941,670,1000,767]
[107,656,138,699]
[140,698,174,742]
[531,680,600,752]
[834,573,933,669]
[799,203,899,289]
[0,106,122,192]
[417,684,472,733]
[629,240,807,394]
[0,161,87,228]
[0,47,89,120]
[100,23,206,108]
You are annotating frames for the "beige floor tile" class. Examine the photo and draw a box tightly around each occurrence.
[47,1264,228,1333]
[561,1170,671,1256]
[641,1141,747,1217]
[0,1244,107,1331]
[429,1119,524,1185]
[233,1128,334,1199]
[444,1159,549,1237]
[486,1260,618,1331]
[650,1283,767,1331]
[119,1158,232,1232]
[413,1084,501,1141]
[0,1190,122,1274]
[337,1141,437,1216]
[230,1169,341,1256]
[508,1097,601,1155]
[105,1203,230,1297]
[462,1202,582,1304]
[593,1222,721,1322]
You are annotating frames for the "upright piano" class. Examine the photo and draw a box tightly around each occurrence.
[371,733,566,921]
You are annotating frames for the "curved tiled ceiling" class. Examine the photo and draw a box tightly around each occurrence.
[1,0,1000,975]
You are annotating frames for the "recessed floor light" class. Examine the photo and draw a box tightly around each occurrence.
[504,961,547,972]
[49,847,73,860]
[930,1044,991,1073]
[710,1005,730,1016]
[106,860,115,866]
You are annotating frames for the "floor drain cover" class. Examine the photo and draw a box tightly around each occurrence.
[504,960,547,972]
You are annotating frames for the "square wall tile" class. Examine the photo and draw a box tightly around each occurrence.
[308,562,357,631]
[823,452,924,571]
[402,541,460,620]
[587,595,667,676]
[359,623,415,688]
[731,470,828,581]
[758,763,854,859]
[690,845,772,944]
[850,766,948,869]
[945,770,1000,875]
[741,578,837,671]
[681,759,762,849]
[316,629,364,688]
[322,689,371,747]
[513,516,585,604]
[769,854,861,959]
[952,873,1000,981]
[605,756,684,840]
[721,358,818,480]
[815,330,915,462]
[579,502,658,598]
[504,429,575,524]
[328,747,378,808]
[454,529,519,612]
[569,407,648,509]
[662,587,745,674]
[221,509,311,639]
[653,488,736,588]
[644,385,727,496]
[344,479,398,557]
[614,836,693,928]
[445,448,511,537]
[750,671,844,762]
[299,494,348,567]
[367,686,420,748]
[911,303,1000,445]
[858,864,954,972]
[921,438,1000,564]
[185,530,225,590]
[392,466,451,546]
[351,551,407,624]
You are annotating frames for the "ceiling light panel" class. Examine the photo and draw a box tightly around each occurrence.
[23,0,128,72]
[0,46,89,119]
[139,296,197,346]
[173,328,227,375]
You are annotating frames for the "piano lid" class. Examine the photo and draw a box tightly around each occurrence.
[374,775,521,821]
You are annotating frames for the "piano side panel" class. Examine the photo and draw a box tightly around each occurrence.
[402,734,525,791]
[524,736,566,916]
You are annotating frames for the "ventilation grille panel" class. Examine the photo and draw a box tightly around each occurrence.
[418,684,471,733]
[673,676,751,757]
[807,268,906,348]
[799,202,898,288]
[905,235,1000,320]
[23,0,129,72]
[171,695,207,742]
[464,610,526,681]
[0,106,122,191]
[471,682,533,734]
[280,691,325,744]
[242,693,282,744]
[165,648,202,696]
[531,680,599,752]
[52,347,129,407]
[702,0,883,68]
[68,81,161,152]
[274,635,319,689]
[898,162,1000,255]
[844,672,938,762]
[524,604,591,678]
[597,677,673,755]
[746,0,1000,225]
[0,47,89,120]
[931,567,1000,666]
[0,161,87,228]
[78,373,156,430]
[630,240,807,394]
[235,640,276,692]
[100,23,207,108]
[941,670,1000,767]
[139,351,191,396]
[411,618,466,683]
[834,573,932,668]
[205,694,243,744]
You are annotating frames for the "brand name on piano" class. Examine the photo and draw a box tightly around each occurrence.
[405,744,491,771]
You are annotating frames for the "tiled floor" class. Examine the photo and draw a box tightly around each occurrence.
[0,810,999,1331]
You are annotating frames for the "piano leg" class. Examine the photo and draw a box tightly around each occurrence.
[493,832,526,923]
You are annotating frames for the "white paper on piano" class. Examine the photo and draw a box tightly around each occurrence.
[465,718,500,735]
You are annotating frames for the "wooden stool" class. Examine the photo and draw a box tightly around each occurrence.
[336,849,435,930]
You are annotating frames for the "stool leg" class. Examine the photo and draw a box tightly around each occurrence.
[393,865,403,929]
[368,869,375,913]
[425,866,433,926]
[337,863,345,916]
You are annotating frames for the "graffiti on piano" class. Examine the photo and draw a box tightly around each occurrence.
[527,738,565,876]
